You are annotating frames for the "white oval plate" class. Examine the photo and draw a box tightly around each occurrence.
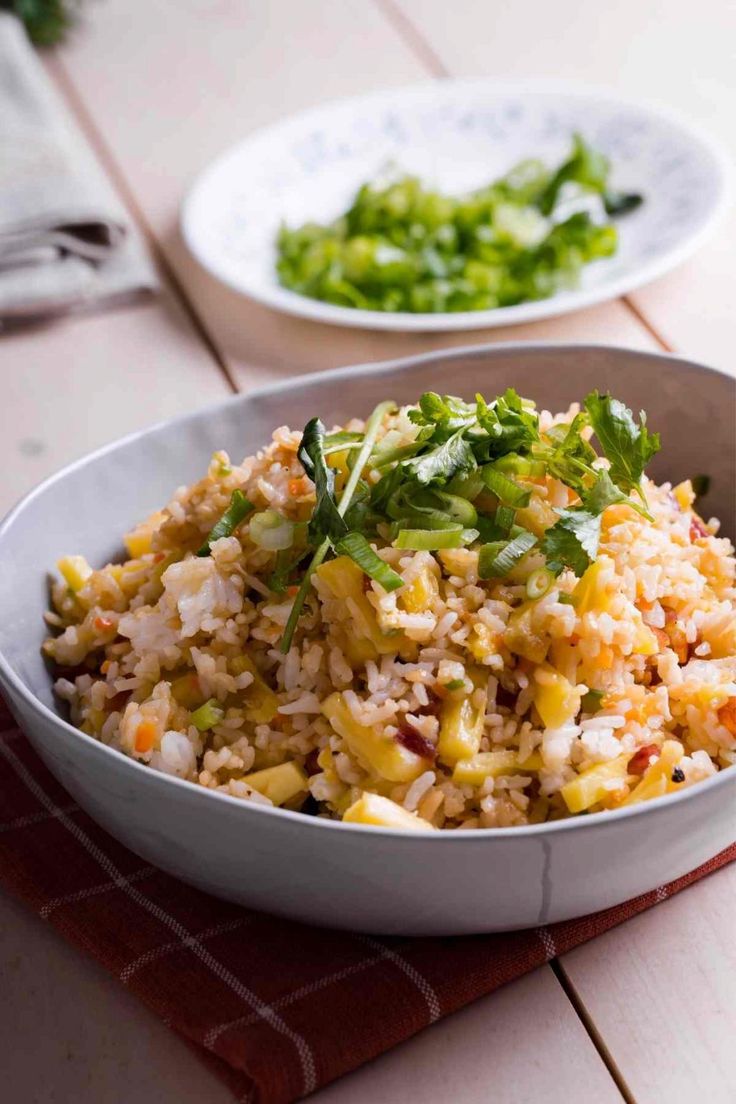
[182,79,729,332]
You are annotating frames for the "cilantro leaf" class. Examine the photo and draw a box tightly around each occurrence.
[402,427,475,486]
[475,388,540,457]
[408,393,475,437]
[542,412,597,494]
[584,391,660,497]
[541,509,601,576]
[581,470,629,513]
[297,418,348,545]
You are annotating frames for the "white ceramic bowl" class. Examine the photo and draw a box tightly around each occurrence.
[182,80,729,332]
[1,345,734,935]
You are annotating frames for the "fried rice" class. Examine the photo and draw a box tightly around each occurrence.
[43,394,736,830]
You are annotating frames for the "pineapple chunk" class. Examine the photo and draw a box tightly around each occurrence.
[340,631,379,666]
[400,565,438,613]
[123,511,164,559]
[170,671,202,709]
[534,666,582,730]
[243,761,308,806]
[58,555,93,592]
[622,740,684,805]
[438,684,487,764]
[343,792,435,830]
[504,602,548,664]
[561,755,632,813]
[231,655,279,724]
[453,749,543,786]
[632,618,659,656]
[673,480,695,511]
[317,557,396,654]
[516,497,558,537]
[572,559,612,616]
[322,693,425,783]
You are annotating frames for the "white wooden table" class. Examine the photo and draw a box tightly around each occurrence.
[1,3,734,1101]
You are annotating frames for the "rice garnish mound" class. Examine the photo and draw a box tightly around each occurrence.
[43,396,736,830]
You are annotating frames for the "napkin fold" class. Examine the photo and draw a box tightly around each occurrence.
[0,13,157,323]
[0,694,733,1104]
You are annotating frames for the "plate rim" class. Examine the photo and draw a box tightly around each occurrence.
[180,76,732,332]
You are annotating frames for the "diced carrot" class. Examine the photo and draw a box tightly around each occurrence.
[153,552,166,564]
[287,585,299,596]
[100,660,111,674]
[718,699,736,736]
[94,615,113,632]
[289,478,305,497]
[135,721,158,753]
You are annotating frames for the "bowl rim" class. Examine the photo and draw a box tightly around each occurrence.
[180,76,732,332]
[1,340,734,842]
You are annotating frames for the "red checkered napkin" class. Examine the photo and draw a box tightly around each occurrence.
[1,696,733,1104]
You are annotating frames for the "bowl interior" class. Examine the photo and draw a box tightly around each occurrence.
[1,345,734,717]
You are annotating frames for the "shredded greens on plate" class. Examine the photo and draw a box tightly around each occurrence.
[275,134,643,315]
[266,387,661,651]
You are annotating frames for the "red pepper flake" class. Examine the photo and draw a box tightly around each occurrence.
[94,615,113,632]
[419,691,443,718]
[304,749,321,776]
[627,743,660,776]
[153,552,167,564]
[495,684,517,710]
[395,722,437,761]
[689,515,708,541]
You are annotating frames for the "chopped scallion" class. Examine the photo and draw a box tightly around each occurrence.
[190,698,225,731]
[393,526,478,550]
[482,466,532,508]
[335,532,403,591]
[478,531,537,578]
[526,567,554,599]
[580,689,604,713]
[197,490,254,557]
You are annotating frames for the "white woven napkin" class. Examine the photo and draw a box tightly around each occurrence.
[0,13,157,324]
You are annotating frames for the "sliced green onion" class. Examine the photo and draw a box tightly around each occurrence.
[495,505,516,538]
[397,514,467,531]
[481,466,532,508]
[492,452,546,478]
[393,526,478,551]
[580,689,604,713]
[478,531,537,578]
[280,400,395,654]
[323,430,364,452]
[387,487,477,527]
[445,468,485,500]
[249,510,295,551]
[190,698,225,731]
[444,678,465,691]
[477,541,508,574]
[197,490,254,556]
[369,440,424,468]
[335,532,403,591]
[526,567,553,599]
[558,593,576,605]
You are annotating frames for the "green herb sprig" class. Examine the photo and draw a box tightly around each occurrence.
[278,387,662,651]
